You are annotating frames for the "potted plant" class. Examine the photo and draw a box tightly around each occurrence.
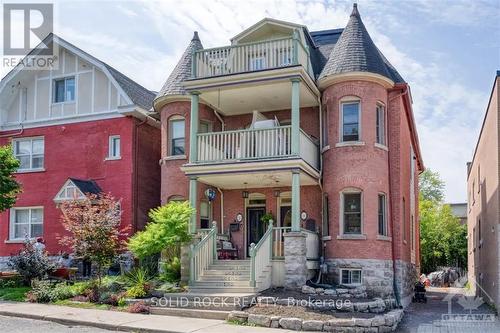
[260,212,275,227]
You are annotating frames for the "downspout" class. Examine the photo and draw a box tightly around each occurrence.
[133,117,148,234]
[213,109,225,131]
[388,87,408,308]
[0,125,24,138]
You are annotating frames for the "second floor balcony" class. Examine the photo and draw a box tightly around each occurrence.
[191,36,314,80]
[195,125,319,170]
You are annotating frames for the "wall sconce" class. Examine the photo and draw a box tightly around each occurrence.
[273,190,281,197]
[242,190,249,198]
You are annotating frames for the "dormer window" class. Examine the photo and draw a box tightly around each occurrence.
[54,77,75,103]
[54,178,101,203]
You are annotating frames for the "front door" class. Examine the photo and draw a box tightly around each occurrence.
[247,207,266,248]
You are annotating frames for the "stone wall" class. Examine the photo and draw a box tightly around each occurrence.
[284,232,307,289]
[325,258,394,298]
[395,260,417,307]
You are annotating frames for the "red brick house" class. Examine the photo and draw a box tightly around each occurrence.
[154,4,423,305]
[0,34,161,268]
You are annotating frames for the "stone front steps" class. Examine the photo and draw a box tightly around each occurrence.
[189,259,258,294]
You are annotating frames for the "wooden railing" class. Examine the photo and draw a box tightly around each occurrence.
[196,126,319,169]
[189,222,217,283]
[192,37,312,79]
[272,226,291,258]
[249,221,273,289]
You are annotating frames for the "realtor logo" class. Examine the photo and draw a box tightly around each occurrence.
[2,3,57,70]
[3,3,53,55]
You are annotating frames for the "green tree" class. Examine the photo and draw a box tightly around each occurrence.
[128,201,194,259]
[419,169,467,273]
[0,145,21,212]
[419,169,445,202]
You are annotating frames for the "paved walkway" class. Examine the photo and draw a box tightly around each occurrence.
[397,287,500,332]
[0,301,287,333]
[0,314,117,333]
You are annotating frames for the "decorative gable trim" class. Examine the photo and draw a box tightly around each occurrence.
[53,179,86,203]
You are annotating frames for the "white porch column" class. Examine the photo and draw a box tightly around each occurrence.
[189,91,200,163]
[291,169,301,232]
[291,78,301,156]
[188,176,198,234]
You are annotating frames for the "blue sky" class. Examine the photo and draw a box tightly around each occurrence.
[1,0,499,203]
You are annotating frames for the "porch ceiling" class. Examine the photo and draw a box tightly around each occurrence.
[184,67,319,116]
[196,169,317,190]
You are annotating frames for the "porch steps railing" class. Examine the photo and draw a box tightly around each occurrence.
[189,222,217,284]
[249,221,273,290]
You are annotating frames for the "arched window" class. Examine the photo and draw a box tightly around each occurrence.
[168,195,186,203]
[168,116,185,156]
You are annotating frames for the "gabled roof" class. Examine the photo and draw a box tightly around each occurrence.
[0,33,155,110]
[318,4,404,83]
[155,32,203,101]
[70,178,102,195]
[53,178,102,203]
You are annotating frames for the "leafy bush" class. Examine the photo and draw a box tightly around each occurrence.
[160,256,181,282]
[27,281,76,303]
[8,240,56,283]
[128,201,193,259]
[123,268,153,298]
[68,281,93,296]
[0,276,24,288]
[127,301,149,314]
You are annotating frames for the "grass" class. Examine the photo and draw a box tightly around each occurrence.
[53,299,111,310]
[0,287,31,301]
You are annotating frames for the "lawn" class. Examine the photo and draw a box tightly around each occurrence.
[0,287,31,301]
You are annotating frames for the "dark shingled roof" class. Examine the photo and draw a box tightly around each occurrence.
[318,4,404,83]
[156,32,203,98]
[69,178,102,195]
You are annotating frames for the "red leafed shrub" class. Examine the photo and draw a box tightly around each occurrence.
[127,301,150,314]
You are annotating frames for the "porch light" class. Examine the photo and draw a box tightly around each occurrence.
[273,190,280,197]
[242,190,249,198]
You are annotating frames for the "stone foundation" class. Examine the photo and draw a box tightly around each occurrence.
[325,258,417,305]
[284,232,307,289]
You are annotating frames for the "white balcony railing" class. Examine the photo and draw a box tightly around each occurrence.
[196,126,319,169]
[192,37,313,79]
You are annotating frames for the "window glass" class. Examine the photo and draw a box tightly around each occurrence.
[341,269,362,285]
[13,138,44,171]
[200,201,210,229]
[65,78,75,101]
[54,77,75,103]
[11,208,43,239]
[109,136,121,158]
[342,102,359,141]
[199,121,210,134]
[343,193,361,234]
[376,105,385,145]
[378,194,387,235]
[54,79,65,103]
[170,119,185,156]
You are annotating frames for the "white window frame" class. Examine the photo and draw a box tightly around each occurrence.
[376,103,386,146]
[339,98,361,143]
[53,76,76,104]
[339,189,364,236]
[200,200,211,229]
[168,116,186,157]
[53,179,86,203]
[12,137,45,172]
[107,135,121,160]
[378,193,388,236]
[9,207,44,241]
[340,268,362,286]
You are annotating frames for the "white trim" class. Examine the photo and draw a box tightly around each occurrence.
[168,116,186,157]
[91,66,95,113]
[48,67,52,117]
[108,135,121,159]
[9,206,44,241]
[107,80,111,110]
[34,73,38,119]
[1,111,125,131]
[339,188,364,237]
[53,179,85,203]
[376,102,386,146]
[62,49,66,74]
[12,136,45,172]
[18,87,22,122]
[340,268,362,286]
[335,141,365,148]
[339,97,361,143]
[374,143,388,151]
[377,192,388,237]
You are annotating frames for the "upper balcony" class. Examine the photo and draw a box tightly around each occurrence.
[191,36,314,80]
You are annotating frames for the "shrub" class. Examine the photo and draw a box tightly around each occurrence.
[127,301,149,314]
[128,202,193,259]
[51,283,75,301]
[27,279,54,303]
[160,256,181,282]
[125,285,147,298]
[0,276,24,288]
[123,267,153,298]
[8,240,56,283]
[68,281,93,296]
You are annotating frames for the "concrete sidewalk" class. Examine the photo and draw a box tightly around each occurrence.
[0,301,291,333]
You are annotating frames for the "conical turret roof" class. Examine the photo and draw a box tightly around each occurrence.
[155,32,203,99]
[319,4,398,82]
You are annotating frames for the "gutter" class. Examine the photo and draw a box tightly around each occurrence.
[118,105,161,129]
